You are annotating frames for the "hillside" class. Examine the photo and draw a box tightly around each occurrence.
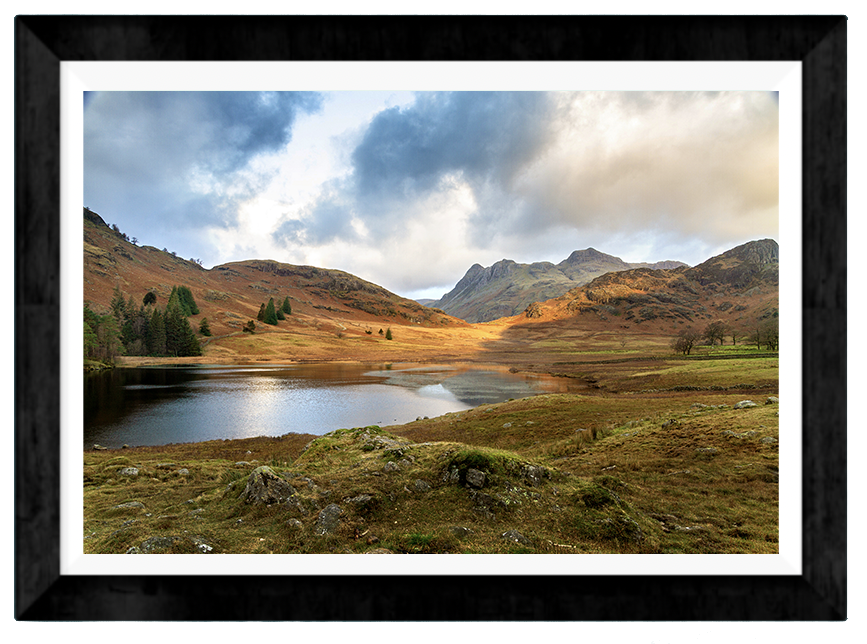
[428,248,686,323]
[83,208,489,364]
[469,239,779,375]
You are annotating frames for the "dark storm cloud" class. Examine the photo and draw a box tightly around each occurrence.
[84,91,323,255]
[352,91,553,196]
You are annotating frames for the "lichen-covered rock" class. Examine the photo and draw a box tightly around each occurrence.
[314,503,343,536]
[501,530,530,545]
[112,501,145,510]
[240,466,297,505]
[765,396,779,405]
[734,400,757,409]
[466,468,486,488]
[413,479,431,492]
[118,467,139,477]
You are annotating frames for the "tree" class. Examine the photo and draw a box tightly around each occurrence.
[177,286,199,315]
[143,291,157,307]
[264,298,278,325]
[671,328,700,355]
[276,308,285,321]
[703,320,727,346]
[761,318,779,351]
[147,308,166,355]
[110,285,127,322]
[281,297,291,315]
[243,320,256,333]
[199,317,212,336]
[257,303,266,322]
[385,327,393,340]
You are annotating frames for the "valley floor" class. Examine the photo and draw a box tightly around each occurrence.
[84,340,780,555]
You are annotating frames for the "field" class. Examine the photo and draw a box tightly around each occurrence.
[84,338,779,555]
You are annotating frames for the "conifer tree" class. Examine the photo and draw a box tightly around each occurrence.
[257,303,266,322]
[276,308,285,321]
[264,298,278,325]
[281,297,291,315]
[110,285,127,322]
[147,309,166,355]
[199,317,212,336]
[385,327,393,340]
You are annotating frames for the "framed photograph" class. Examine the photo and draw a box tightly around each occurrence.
[15,15,846,620]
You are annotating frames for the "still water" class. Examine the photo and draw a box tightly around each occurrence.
[84,363,579,448]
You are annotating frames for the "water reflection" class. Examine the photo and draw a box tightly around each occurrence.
[84,363,579,448]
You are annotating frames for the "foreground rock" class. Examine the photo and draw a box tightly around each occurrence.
[314,503,343,536]
[240,466,297,505]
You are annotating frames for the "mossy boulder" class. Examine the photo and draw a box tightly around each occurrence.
[240,466,297,505]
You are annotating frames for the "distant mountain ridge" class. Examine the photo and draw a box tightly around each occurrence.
[427,248,687,323]
[522,238,779,329]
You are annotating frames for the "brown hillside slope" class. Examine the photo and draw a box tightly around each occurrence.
[83,209,502,364]
[474,240,779,372]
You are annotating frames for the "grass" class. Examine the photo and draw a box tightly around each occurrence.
[83,381,779,554]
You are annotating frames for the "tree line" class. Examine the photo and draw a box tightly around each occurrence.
[245,296,292,332]
[84,285,203,364]
[671,317,779,355]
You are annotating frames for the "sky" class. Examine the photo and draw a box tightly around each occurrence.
[83,90,779,300]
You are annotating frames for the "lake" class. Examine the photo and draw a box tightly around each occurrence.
[84,363,581,448]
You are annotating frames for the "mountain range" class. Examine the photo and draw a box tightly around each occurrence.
[427,249,686,323]
[83,207,778,362]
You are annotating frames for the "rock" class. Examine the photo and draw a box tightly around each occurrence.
[695,447,719,455]
[112,501,145,510]
[92,444,107,451]
[734,400,757,409]
[765,396,779,405]
[465,468,486,488]
[501,530,530,545]
[398,458,413,469]
[125,547,142,554]
[240,466,297,505]
[449,526,474,539]
[383,461,400,473]
[190,535,214,553]
[502,422,512,429]
[285,518,303,529]
[413,479,431,492]
[141,536,181,553]
[761,436,778,444]
[118,467,139,477]
[177,468,190,475]
[314,503,343,536]
[234,461,251,466]
[522,465,546,487]
[690,403,709,409]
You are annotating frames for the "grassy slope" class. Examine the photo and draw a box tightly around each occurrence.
[83,349,778,555]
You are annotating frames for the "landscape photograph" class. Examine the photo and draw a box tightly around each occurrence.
[81,89,781,556]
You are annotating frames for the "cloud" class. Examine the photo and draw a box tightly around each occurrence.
[275,91,777,294]
[84,91,323,251]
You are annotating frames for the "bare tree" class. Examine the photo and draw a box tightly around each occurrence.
[672,328,700,355]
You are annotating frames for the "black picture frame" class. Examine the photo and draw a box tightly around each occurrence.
[15,15,846,621]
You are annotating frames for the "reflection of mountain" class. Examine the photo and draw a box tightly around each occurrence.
[369,366,557,407]
[434,370,549,407]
